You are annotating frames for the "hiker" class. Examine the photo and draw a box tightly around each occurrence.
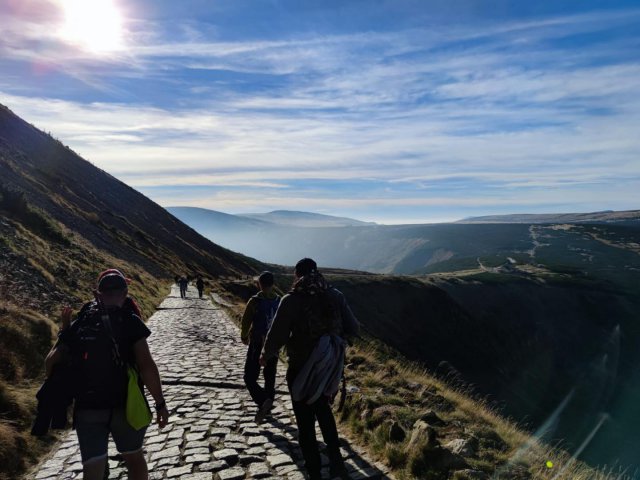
[43,270,169,480]
[32,269,144,438]
[196,275,205,299]
[241,271,281,423]
[261,258,359,480]
[178,275,189,299]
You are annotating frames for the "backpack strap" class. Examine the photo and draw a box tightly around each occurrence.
[100,312,125,368]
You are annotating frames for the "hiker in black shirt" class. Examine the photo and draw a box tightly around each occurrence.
[44,270,169,480]
[196,275,205,299]
[178,275,189,299]
[262,258,359,480]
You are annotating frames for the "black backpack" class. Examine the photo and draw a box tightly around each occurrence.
[302,290,339,341]
[66,302,128,409]
[251,295,280,339]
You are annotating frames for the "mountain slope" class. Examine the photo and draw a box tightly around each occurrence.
[0,105,261,281]
[0,103,264,479]
[314,273,640,475]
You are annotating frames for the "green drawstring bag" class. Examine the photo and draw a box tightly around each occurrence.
[126,366,152,430]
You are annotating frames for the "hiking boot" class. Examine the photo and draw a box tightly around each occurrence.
[255,397,273,424]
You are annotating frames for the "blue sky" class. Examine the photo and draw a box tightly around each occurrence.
[1,0,639,223]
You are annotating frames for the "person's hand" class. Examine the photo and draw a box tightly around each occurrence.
[156,405,169,429]
[60,305,73,330]
[259,354,266,367]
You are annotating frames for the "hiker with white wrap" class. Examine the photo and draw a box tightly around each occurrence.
[260,258,359,480]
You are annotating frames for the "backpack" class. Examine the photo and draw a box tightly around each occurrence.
[302,290,339,342]
[251,295,280,339]
[65,302,129,409]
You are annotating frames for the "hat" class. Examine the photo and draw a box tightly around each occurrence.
[97,269,130,286]
[98,272,128,292]
[294,258,317,277]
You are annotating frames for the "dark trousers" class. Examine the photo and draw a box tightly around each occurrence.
[244,338,277,407]
[179,286,187,298]
[287,370,344,476]
[197,288,203,298]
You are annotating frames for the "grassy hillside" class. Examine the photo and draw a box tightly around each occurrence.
[0,103,264,479]
[330,273,640,472]
[219,274,627,480]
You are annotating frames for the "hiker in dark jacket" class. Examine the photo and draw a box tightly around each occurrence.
[241,271,281,423]
[261,258,359,480]
[178,275,189,299]
[33,270,144,437]
[196,275,205,299]
[44,270,169,480]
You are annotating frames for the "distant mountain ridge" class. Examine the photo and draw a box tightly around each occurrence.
[239,210,376,227]
[167,207,375,228]
[170,206,640,229]
[168,206,640,276]
[459,210,640,224]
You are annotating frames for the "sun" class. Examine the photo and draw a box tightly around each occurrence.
[60,0,124,53]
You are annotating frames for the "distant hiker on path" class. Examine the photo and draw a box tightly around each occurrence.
[43,269,169,480]
[261,258,359,480]
[178,275,189,299]
[241,271,281,423]
[196,275,205,299]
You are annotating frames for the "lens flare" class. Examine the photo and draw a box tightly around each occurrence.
[60,0,124,53]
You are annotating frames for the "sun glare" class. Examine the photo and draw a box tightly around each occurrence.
[61,0,124,53]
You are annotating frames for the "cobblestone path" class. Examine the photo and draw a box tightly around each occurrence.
[31,285,392,480]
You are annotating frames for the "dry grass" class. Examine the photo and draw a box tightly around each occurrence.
[0,304,60,480]
[0,421,22,480]
[337,341,627,480]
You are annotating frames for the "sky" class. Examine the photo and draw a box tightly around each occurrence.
[1,0,639,224]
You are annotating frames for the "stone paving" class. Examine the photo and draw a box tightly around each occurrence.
[31,285,392,480]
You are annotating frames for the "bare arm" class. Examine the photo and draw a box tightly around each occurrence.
[134,338,169,428]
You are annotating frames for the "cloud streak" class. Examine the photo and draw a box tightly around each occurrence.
[1,3,639,222]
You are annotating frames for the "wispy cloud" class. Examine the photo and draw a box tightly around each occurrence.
[1,3,639,221]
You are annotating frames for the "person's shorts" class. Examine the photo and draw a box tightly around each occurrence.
[74,408,147,464]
